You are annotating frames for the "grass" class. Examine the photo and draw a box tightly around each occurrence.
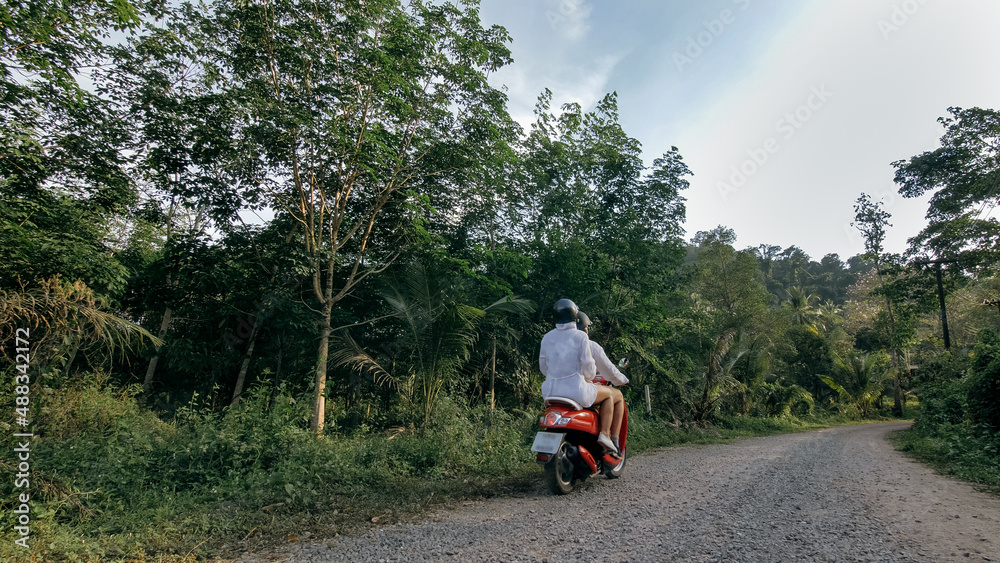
[888,421,1000,495]
[0,378,912,563]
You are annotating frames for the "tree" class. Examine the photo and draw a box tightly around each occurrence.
[515,91,689,310]
[103,1,292,400]
[782,323,832,400]
[784,286,822,329]
[820,352,890,418]
[0,278,161,383]
[506,90,691,417]
[331,260,532,426]
[1,0,144,184]
[853,194,899,415]
[893,107,1000,273]
[693,239,770,333]
[210,0,517,434]
[1,0,156,295]
[689,234,773,420]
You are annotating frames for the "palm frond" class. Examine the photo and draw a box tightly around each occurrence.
[329,331,395,388]
[483,295,536,316]
[0,278,162,365]
[818,374,849,400]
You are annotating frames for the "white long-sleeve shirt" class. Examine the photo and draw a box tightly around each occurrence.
[539,322,598,407]
[590,340,629,386]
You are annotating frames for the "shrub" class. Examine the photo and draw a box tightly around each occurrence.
[967,330,1000,433]
[918,380,969,428]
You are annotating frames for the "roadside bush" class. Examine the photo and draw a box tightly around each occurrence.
[894,421,1000,490]
[913,350,969,386]
[967,330,1000,433]
[917,380,969,428]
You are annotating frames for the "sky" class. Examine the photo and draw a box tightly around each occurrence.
[477,0,1000,262]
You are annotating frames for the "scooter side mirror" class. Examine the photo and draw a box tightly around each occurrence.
[618,358,629,369]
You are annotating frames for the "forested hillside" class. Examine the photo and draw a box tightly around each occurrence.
[1,0,998,560]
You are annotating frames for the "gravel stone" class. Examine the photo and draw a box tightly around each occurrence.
[237,423,1000,562]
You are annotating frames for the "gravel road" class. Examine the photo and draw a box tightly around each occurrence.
[242,422,1000,562]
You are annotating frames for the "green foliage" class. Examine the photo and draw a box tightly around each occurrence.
[852,193,892,260]
[754,247,858,306]
[0,278,161,383]
[893,420,1000,491]
[332,258,534,427]
[693,242,771,330]
[893,107,1000,273]
[1,0,162,297]
[918,380,969,428]
[751,382,815,418]
[894,330,1000,492]
[0,196,132,295]
[819,351,891,418]
[967,329,1000,432]
[0,376,540,560]
[783,324,834,395]
[9,0,1000,558]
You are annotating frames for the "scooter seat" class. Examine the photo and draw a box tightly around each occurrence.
[544,397,584,410]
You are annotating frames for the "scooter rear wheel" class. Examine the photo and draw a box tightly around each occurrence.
[545,441,575,495]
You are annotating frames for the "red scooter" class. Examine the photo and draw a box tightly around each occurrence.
[531,373,628,495]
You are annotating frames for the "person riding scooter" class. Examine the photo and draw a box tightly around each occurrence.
[577,311,628,452]
[539,299,618,453]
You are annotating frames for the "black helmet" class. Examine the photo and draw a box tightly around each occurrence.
[553,299,579,324]
[576,311,591,331]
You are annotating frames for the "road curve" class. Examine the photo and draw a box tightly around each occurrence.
[243,423,1000,562]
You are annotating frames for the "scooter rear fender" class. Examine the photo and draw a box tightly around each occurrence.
[539,405,599,434]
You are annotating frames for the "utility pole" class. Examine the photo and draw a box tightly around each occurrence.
[915,259,958,350]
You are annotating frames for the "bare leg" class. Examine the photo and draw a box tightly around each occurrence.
[595,385,614,437]
[610,387,624,438]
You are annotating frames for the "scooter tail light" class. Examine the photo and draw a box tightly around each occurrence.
[542,412,571,426]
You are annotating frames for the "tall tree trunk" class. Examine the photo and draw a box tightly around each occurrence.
[230,313,262,406]
[143,197,177,401]
[310,295,334,435]
[142,306,172,398]
[267,335,284,411]
[490,338,496,411]
[876,268,903,417]
[884,302,903,417]
[890,349,903,416]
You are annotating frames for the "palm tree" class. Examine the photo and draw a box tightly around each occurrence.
[819,352,890,418]
[785,286,823,330]
[331,262,532,427]
[694,328,747,421]
[0,277,162,381]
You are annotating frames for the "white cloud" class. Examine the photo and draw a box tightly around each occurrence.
[543,0,592,42]
[479,0,1000,259]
